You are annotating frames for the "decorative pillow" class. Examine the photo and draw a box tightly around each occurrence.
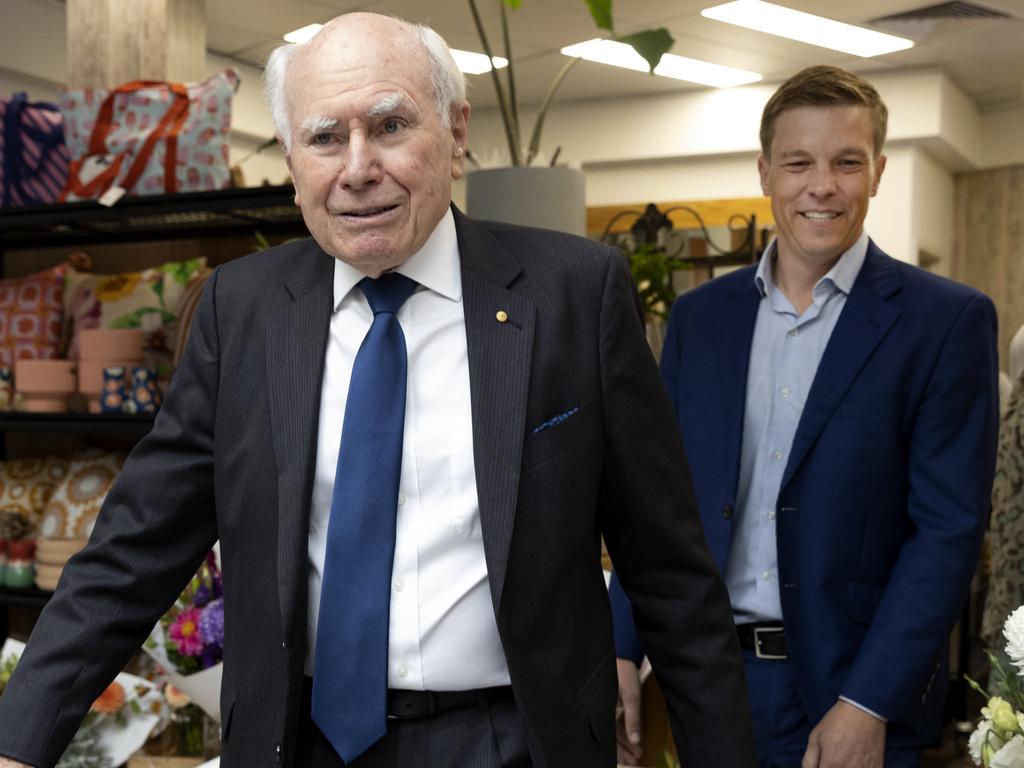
[64,257,207,379]
[0,456,70,532]
[39,449,125,539]
[0,264,68,367]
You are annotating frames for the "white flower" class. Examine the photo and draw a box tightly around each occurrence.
[1003,606,1024,670]
[991,735,1024,768]
[972,720,1003,764]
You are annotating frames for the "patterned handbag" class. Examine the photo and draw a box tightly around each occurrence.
[0,93,71,207]
[59,69,239,201]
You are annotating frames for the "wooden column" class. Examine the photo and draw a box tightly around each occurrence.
[66,0,206,89]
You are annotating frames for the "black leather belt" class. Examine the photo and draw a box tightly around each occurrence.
[737,622,788,660]
[386,686,514,720]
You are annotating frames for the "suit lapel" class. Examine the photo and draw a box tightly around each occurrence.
[454,209,534,612]
[266,240,334,643]
[781,243,902,491]
[714,270,761,504]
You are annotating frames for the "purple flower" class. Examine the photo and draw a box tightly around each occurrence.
[199,598,224,647]
[192,583,211,608]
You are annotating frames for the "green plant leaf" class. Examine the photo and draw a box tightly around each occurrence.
[111,306,176,329]
[616,28,674,72]
[584,0,613,31]
[502,0,522,8]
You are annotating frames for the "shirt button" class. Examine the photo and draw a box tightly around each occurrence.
[768,511,776,520]
[774,449,784,461]
[398,664,408,678]
[763,571,773,581]
[394,578,404,592]
[788,328,799,337]
[398,492,407,507]
[781,387,791,398]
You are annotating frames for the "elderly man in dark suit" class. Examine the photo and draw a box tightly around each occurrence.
[0,13,753,768]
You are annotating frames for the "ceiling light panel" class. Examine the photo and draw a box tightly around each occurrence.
[701,1,914,57]
[283,23,323,44]
[449,50,509,75]
[561,39,762,88]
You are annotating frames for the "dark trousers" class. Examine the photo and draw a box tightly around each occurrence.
[296,677,533,768]
[743,652,922,768]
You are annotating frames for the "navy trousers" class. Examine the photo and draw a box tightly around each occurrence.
[744,652,922,768]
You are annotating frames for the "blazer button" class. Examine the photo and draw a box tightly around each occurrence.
[722,504,733,520]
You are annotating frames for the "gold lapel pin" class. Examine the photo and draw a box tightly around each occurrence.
[496,311,508,323]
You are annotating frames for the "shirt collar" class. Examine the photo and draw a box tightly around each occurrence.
[332,208,462,312]
[754,231,869,299]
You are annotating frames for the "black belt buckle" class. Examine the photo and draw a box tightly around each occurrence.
[753,625,787,660]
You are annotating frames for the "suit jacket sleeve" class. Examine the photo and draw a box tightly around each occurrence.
[597,256,755,766]
[840,292,999,719]
[0,271,223,767]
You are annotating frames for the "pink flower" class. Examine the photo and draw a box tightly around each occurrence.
[169,607,205,656]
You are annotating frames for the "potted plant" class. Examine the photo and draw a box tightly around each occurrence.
[464,0,673,233]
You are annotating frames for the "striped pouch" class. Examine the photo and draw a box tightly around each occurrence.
[0,93,71,207]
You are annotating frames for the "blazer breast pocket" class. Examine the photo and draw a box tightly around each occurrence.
[522,403,599,469]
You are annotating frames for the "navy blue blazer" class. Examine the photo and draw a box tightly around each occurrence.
[611,240,999,746]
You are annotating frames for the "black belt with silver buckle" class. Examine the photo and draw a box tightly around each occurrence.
[737,622,788,660]
[386,686,514,720]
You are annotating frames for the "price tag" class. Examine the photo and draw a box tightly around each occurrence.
[98,185,127,207]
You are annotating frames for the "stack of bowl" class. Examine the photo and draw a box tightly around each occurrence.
[76,329,144,413]
[34,537,88,591]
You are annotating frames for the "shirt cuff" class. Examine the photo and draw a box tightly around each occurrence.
[839,695,888,723]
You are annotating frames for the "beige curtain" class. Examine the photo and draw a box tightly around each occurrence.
[953,165,1024,365]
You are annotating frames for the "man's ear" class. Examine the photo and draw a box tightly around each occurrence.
[450,101,471,180]
[757,154,770,196]
[280,138,300,206]
[870,154,887,197]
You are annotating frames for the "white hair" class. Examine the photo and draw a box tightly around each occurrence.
[263,18,466,153]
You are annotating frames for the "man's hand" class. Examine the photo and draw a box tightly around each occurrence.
[616,658,643,765]
[0,758,33,768]
[802,700,885,768]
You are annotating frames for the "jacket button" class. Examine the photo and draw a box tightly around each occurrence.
[275,743,282,762]
[722,505,733,520]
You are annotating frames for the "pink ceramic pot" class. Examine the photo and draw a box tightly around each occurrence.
[14,360,76,412]
[78,329,144,362]
[77,359,137,413]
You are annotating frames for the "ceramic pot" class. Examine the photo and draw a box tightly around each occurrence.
[100,366,130,413]
[0,366,12,411]
[125,366,161,414]
[78,329,144,362]
[78,360,136,413]
[14,360,76,412]
[35,537,88,566]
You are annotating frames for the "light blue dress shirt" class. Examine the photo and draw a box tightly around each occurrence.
[725,232,868,623]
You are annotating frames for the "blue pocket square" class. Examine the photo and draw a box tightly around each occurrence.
[532,406,581,435]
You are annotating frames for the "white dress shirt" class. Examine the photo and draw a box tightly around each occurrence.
[305,209,511,690]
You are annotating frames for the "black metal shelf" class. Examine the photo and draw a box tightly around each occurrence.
[0,184,307,249]
[0,411,155,434]
[0,586,52,608]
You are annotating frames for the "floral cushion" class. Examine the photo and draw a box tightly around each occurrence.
[64,257,207,379]
[0,455,70,532]
[0,264,68,367]
[38,449,125,539]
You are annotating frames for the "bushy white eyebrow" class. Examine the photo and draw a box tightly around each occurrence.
[300,116,339,135]
[368,94,412,117]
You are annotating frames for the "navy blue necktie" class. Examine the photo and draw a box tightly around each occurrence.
[312,272,417,762]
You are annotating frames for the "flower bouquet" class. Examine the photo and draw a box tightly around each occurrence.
[1,638,167,767]
[968,605,1024,766]
[144,550,224,721]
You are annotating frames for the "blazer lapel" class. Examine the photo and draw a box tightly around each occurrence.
[781,242,902,491]
[266,240,334,644]
[714,270,761,505]
[454,209,535,612]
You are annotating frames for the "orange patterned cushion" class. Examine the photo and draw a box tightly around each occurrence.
[0,264,68,366]
[39,449,125,539]
[0,455,70,533]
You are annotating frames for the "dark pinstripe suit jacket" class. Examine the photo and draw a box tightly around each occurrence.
[0,208,754,768]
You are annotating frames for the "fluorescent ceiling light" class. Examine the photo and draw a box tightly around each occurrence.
[561,39,762,88]
[449,49,509,75]
[701,1,914,58]
[283,23,323,44]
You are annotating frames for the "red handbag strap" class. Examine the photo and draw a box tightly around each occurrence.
[84,80,190,194]
[59,154,126,201]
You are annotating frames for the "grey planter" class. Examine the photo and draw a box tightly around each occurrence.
[465,166,586,236]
